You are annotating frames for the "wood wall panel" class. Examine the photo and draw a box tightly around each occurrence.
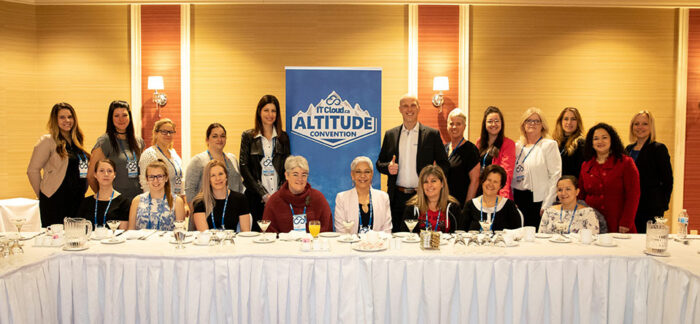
[191,4,408,161]
[685,9,700,231]
[417,5,459,144]
[141,5,181,154]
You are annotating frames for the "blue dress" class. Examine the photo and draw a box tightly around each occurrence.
[135,192,176,230]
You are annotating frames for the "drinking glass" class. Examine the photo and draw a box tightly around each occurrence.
[257,220,271,241]
[308,220,321,239]
[9,217,27,254]
[106,220,121,241]
[342,220,355,240]
[405,219,419,240]
[174,220,186,249]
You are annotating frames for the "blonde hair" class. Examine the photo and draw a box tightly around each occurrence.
[146,160,173,209]
[518,107,550,144]
[284,155,309,173]
[194,160,228,218]
[629,110,656,143]
[407,165,458,215]
[47,103,87,159]
[553,107,585,155]
[447,108,467,122]
[151,118,176,149]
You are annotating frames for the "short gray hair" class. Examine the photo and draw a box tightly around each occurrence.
[350,156,373,172]
[448,108,466,122]
[284,155,309,173]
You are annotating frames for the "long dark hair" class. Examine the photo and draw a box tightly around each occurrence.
[583,123,626,161]
[478,106,505,157]
[106,100,141,157]
[253,95,288,145]
[47,102,87,158]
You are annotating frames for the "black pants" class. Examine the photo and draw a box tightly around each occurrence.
[245,189,265,232]
[513,189,542,230]
[390,190,414,232]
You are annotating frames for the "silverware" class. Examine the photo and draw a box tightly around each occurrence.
[20,231,45,241]
[159,231,167,237]
[115,230,126,237]
[138,230,158,240]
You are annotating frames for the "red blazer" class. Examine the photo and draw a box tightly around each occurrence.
[578,156,640,233]
[263,182,332,233]
[477,137,516,199]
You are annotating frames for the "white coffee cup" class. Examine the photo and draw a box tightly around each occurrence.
[579,229,593,244]
[523,226,536,242]
[598,233,613,245]
[94,227,109,238]
[196,232,212,244]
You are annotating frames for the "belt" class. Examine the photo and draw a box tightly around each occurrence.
[396,186,416,194]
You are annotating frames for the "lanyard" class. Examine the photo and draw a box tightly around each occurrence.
[358,191,373,229]
[479,196,499,230]
[209,190,230,230]
[447,138,464,159]
[77,151,88,164]
[147,193,166,229]
[515,137,543,166]
[207,150,232,173]
[156,145,182,178]
[94,190,114,227]
[559,204,578,233]
[481,152,489,167]
[289,204,307,217]
[265,137,276,160]
[424,210,441,231]
[117,139,136,164]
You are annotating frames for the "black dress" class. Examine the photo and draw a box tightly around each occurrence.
[445,140,480,205]
[193,191,250,230]
[39,142,88,226]
[625,140,673,233]
[77,194,130,227]
[462,197,522,231]
[559,136,585,178]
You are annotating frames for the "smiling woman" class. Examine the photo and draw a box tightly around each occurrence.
[191,160,251,232]
[463,164,522,232]
[403,165,462,233]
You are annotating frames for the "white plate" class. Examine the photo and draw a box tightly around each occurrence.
[352,244,388,252]
[100,238,125,244]
[402,237,420,243]
[392,232,411,238]
[644,249,670,257]
[63,245,89,251]
[613,233,631,239]
[549,237,572,243]
[253,237,275,244]
[318,232,340,238]
[238,231,260,237]
[338,237,360,243]
[193,240,211,246]
[594,241,617,247]
[169,238,194,244]
[535,233,553,239]
[91,234,112,241]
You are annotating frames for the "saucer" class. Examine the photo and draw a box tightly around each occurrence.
[594,241,617,247]
[169,238,193,244]
[549,237,572,243]
[613,233,631,239]
[535,233,553,239]
[644,249,670,257]
[392,232,411,238]
[63,245,89,251]
[193,240,211,246]
[100,237,125,244]
[337,236,360,243]
[402,237,420,243]
[253,237,275,244]
[238,231,260,237]
[319,232,340,238]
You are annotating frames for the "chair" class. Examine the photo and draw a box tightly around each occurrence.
[0,198,42,232]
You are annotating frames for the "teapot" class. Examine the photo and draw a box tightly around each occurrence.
[63,217,92,250]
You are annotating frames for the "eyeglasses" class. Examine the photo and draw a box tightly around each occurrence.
[158,130,176,135]
[524,119,542,125]
[147,174,167,181]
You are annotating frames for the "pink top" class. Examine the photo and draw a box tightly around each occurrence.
[476,137,516,199]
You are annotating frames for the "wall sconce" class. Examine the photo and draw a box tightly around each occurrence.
[432,76,449,112]
[148,76,167,118]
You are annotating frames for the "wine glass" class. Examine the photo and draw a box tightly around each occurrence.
[9,217,27,254]
[554,219,567,240]
[257,220,271,241]
[308,220,321,239]
[342,220,355,240]
[173,220,186,249]
[106,220,121,241]
[405,219,419,240]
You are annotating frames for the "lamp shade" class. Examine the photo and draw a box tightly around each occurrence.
[433,76,449,91]
[147,76,164,90]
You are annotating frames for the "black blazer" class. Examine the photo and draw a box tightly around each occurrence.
[376,124,449,201]
[239,129,290,198]
[625,139,673,216]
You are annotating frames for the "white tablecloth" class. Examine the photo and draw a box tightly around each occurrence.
[1,234,699,324]
[0,198,41,233]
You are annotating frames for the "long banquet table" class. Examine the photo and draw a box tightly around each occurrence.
[1,232,699,324]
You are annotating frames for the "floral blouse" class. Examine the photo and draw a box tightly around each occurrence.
[539,206,599,234]
[134,192,176,230]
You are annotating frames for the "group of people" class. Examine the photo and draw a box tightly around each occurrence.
[27,94,673,236]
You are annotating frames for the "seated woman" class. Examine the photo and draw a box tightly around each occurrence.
[128,160,185,230]
[192,160,252,231]
[334,156,392,234]
[263,155,332,233]
[539,176,599,234]
[463,164,522,232]
[77,159,129,229]
[403,165,462,234]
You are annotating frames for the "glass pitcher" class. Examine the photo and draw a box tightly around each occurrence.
[646,219,669,254]
[64,217,92,250]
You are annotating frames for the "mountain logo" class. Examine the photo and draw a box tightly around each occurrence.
[291,91,377,149]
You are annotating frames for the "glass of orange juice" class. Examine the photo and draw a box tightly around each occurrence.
[309,220,321,238]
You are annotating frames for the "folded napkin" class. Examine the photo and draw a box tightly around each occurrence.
[279,231,311,241]
[124,229,155,240]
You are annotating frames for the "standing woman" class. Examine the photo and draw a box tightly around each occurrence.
[403,165,462,234]
[77,159,129,229]
[625,111,673,233]
[88,100,145,203]
[128,160,185,230]
[476,106,516,199]
[28,103,90,225]
[192,160,252,232]
[512,107,562,228]
[445,108,480,205]
[240,95,291,231]
[139,119,185,198]
[579,123,640,233]
[553,107,586,178]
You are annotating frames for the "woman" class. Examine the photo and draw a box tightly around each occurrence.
[192,160,252,232]
[539,176,599,234]
[27,103,89,225]
[334,156,392,234]
[512,107,562,229]
[88,100,145,202]
[139,119,184,197]
[625,111,673,233]
[463,165,522,231]
[262,156,332,233]
[403,165,462,234]
[476,106,516,199]
[579,123,640,233]
[77,159,129,229]
[445,108,480,205]
[553,107,586,178]
[240,95,291,231]
[185,123,244,205]
[128,160,185,230]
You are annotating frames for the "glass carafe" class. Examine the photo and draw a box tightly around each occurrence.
[64,217,92,250]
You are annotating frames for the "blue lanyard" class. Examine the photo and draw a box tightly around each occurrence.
[207,150,232,173]
[156,145,182,178]
[358,191,373,229]
[94,190,114,227]
[265,137,276,160]
[289,204,307,217]
[210,190,230,230]
[424,210,441,231]
[147,193,166,229]
[446,138,464,159]
[116,139,136,163]
[515,137,543,166]
[481,152,489,167]
[77,151,88,164]
[479,196,499,230]
[559,204,578,233]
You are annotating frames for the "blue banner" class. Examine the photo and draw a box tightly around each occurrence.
[285,67,382,220]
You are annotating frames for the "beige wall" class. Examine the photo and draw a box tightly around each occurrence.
[190,4,409,159]
[0,3,130,199]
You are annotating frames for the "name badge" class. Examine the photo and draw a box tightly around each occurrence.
[126,160,139,178]
[359,226,370,234]
[513,163,526,183]
[173,176,182,195]
[78,160,88,178]
[292,213,307,231]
